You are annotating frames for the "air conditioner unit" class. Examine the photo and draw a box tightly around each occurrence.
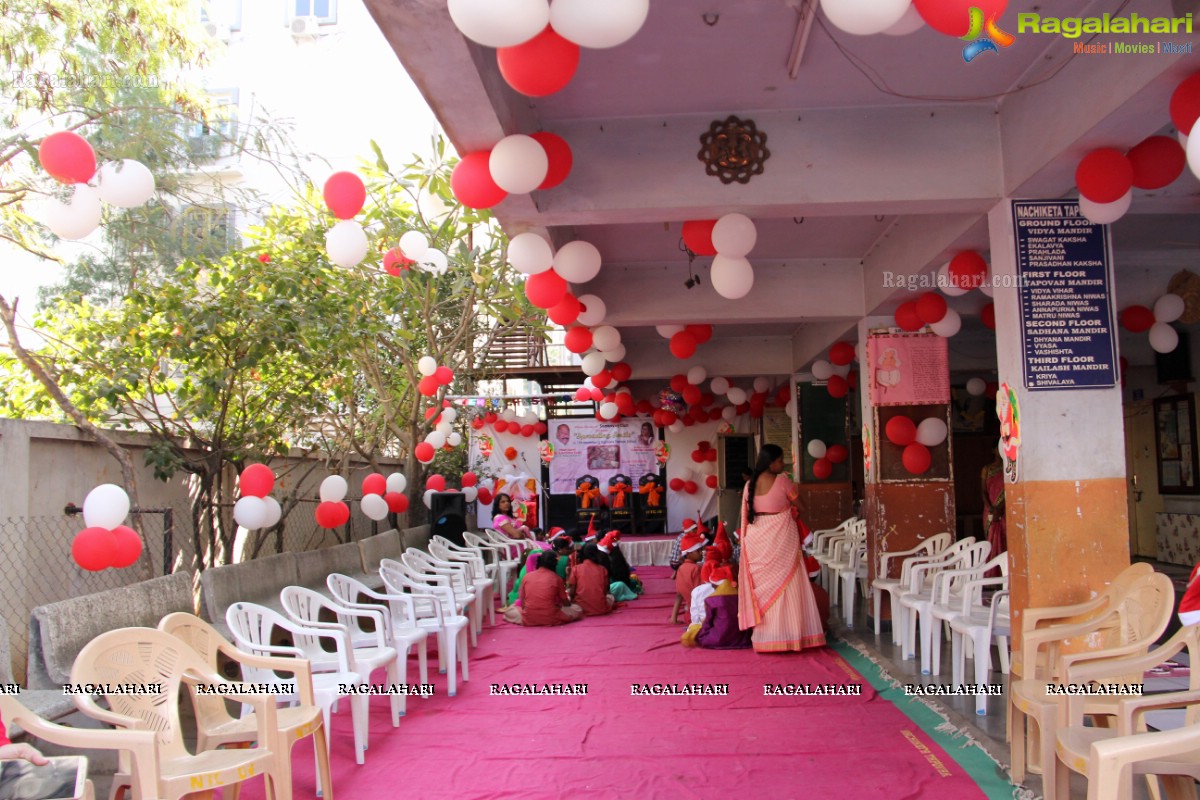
[290,15,320,39]
[203,21,231,41]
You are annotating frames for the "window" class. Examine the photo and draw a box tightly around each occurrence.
[199,0,243,32]
[186,89,239,160]
[175,205,239,260]
[291,0,337,24]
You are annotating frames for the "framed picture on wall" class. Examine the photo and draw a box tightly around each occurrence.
[1155,394,1199,494]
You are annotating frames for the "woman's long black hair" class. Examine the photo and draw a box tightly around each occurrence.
[579,543,610,573]
[745,443,785,526]
[608,542,633,587]
[491,493,513,518]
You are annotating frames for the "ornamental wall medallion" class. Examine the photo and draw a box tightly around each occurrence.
[698,116,769,184]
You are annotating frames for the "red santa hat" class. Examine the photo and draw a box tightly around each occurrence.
[804,553,821,580]
[584,515,598,541]
[548,527,568,544]
[1180,562,1200,626]
[680,530,706,555]
[598,531,620,553]
[681,518,698,534]
[697,520,711,537]
[709,564,735,586]
[713,521,733,561]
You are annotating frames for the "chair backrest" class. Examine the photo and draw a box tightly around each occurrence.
[1113,571,1175,655]
[380,561,451,624]
[902,537,978,590]
[158,612,239,731]
[225,601,304,681]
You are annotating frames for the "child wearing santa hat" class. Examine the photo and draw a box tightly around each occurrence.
[568,543,616,616]
[670,518,700,572]
[681,548,722,646]
[600,530,642,600]
[670,529,707,624]
[695,559,753,649]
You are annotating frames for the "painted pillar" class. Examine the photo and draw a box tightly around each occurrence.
[987,199,1129,660]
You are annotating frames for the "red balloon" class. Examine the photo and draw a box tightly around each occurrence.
[847,371,859,389]
[1076,148,1134,204]
[669,478,685,491]
[916,292,947,324]
[414,442,436,463]
[323,172,366,219]
[670,331,698,359]
[592,370,612,389]
[885,416,918,446]
[521,424,535,437]
[477,487,493,505]
[426,474,446,492]
[706,475,719,489]
[38,131,96,184]
[682,385,702,405]
[636,399,653,414]
[827,375,849,398]
[504,446,518,461]
[451,151,508,209]
[700,392,715,406]
[435,365,454,385]
[948,251,988,290]
[611,362,632,382]
[564,326,593,353]
[902,443,932,475]
[708,408,723,422]
[497,26,580,97]
[461,471,478,488]
[574,387,591,402]
[384,492,409,514]
[426,407,440,421]
[72,527,114,571]
[525,269,568,309]
[535,422,548,434]
[707,449,718,462]
[383,247,413,276]
[531,132,573,190]
[590,387,604,401]
[418,375,439,397]
[1127,136,1186,190]
[110,525,143,568]
[471,416,485,430]
[697,440,710,451]
[362,473,387,496]
[681,220,718,257]
[826,444,849,464]
[669,374,688,393]
[812,458,833,480]
[829,341,855,366]
[684,481,698,494]
[1170,72,1200,136]
[894,301,923,332]
[913,0,1008,37]
[315,501,345,529]
[685,324,713,344]
[257,253,271,263]
[981,302,996,330]
[661,410,678,426]
[548,293,582,326]
[239,463,275,498]
[617,394,636,414]
[1121,305,1155,333]
[691,450,705,463]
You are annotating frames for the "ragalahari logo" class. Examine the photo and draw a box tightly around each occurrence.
[962,6,1015,62]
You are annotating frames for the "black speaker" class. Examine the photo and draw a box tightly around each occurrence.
[430,492,467,547]
[1156,329,1193,384]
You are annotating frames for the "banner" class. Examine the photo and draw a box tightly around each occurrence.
[867,333,950,406]
[548,419,660,495]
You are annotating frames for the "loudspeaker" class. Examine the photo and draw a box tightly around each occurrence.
[1156,329,1193,384]
[430,492,467,547]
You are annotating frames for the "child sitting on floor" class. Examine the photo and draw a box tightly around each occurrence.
[503,550,583,626]
[670,518,700,572]
[670,529,706,623]
[599,531,641,600]
[681,548,722,646]
[568,543,615,616]
[694,559,752,649]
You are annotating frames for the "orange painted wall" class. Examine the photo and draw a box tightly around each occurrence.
[799,483,854,531]
[865,482,956,621]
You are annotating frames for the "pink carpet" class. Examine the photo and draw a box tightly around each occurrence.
[238,567,992,799]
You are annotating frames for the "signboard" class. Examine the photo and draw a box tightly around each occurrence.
[867,334,950,406]
[548,419,660,495]
[762,407,794,469]
[1013,199,1118,391]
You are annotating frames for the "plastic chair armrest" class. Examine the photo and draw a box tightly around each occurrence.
[1113,689,1200,735]
[1023,594,1110,632]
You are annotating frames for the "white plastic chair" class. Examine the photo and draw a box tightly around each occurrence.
[380,559,471,697]
[871,532,952,638]
[836,538,869,628]
[949,583,1010,715]
[825,521,866,608]
[227,601,370,765]
[888,537,976,648]
[327,572,430,699]
[430,536,496,626]
[812,517,857,594]
[482,528,528,561]
[465,530,519,608]
[280,585,404,728]
[897,539,990,672]
[403,548,483,643]
[926,550,1008,676]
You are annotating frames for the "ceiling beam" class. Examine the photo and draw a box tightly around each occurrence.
[790,320,860,372]
[623,336,796,380]
[860,213,982,313]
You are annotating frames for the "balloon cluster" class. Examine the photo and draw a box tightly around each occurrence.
[38,132,157,240]
[479,407,548,438]
[389,230,449,277]
[690,440,719,465]
[810,342,857,399]
[417,356,456,397]
[452,133,573,210]
[1121,294,1185,354]
[668,476,699,495]
[71,484,143,572]
[656,323,713,361]
[680,214,757,300]
[884,415,948,476]
[315,475,352,529]
[807,440,850,481]
[361,472,410,521]
[233,464,284,531]
[417,406,465,464]
[322,172,371,268]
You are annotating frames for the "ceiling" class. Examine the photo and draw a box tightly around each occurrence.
[363,0,1200,379]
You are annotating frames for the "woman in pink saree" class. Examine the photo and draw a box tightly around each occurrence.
[738,444,827,653]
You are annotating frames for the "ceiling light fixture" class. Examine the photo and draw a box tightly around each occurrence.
[786,0,819,79]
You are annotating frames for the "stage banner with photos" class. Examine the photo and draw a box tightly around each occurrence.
[549,419,660,495]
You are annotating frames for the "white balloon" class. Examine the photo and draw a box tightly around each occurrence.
[489,134,548,195]
[423,489,436,508]
[44,184,102,240]
[656,325,685,338]
[320,475,349,502]
[931,308,962,337]
[592,325,621,352]
[361,493,390,521]
[711,254,755,300]
[1078,190,1132,225]
[425,430,447,449]
[234,496,269,529]
[446,0,550,47]
[441,408,458,423]
[1187,125,1200,181]
[916,417,949,447]
[581,352,606,376]
[436,421,452,435]
[1155,293,1186,323]
[501,408,517,422]
[399,230,429,261]
[883,3,925,34]
[325,220,368,268]
[710,376,730,395]
[508,232,554,275]
[722,405,737,421]
[822,0,911,35]
[552,240,602,283]
[601,344,626,362]
[1150,321,1180,354]
[785,398,798,419]
[807,439,827,459]
[938,262,968,297]
[966,377,987,396]
[83,483,130,529]
[462,486,478,503]
[549,0,649,48]
[420,248,449,274]
[418,356,438,377]
[576,294,607,326]
[95,159,155,208]
[712,213,757,258]
[261,496,282,528]
[753,376,770,393]
[687,366,707,386]
[726,387,747,405]
[447,432,462,448]
[599,402,619,419]
[811,360,835,381]
[668,420,684,433]
[615,386,631,395]
[386,472,408,494]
